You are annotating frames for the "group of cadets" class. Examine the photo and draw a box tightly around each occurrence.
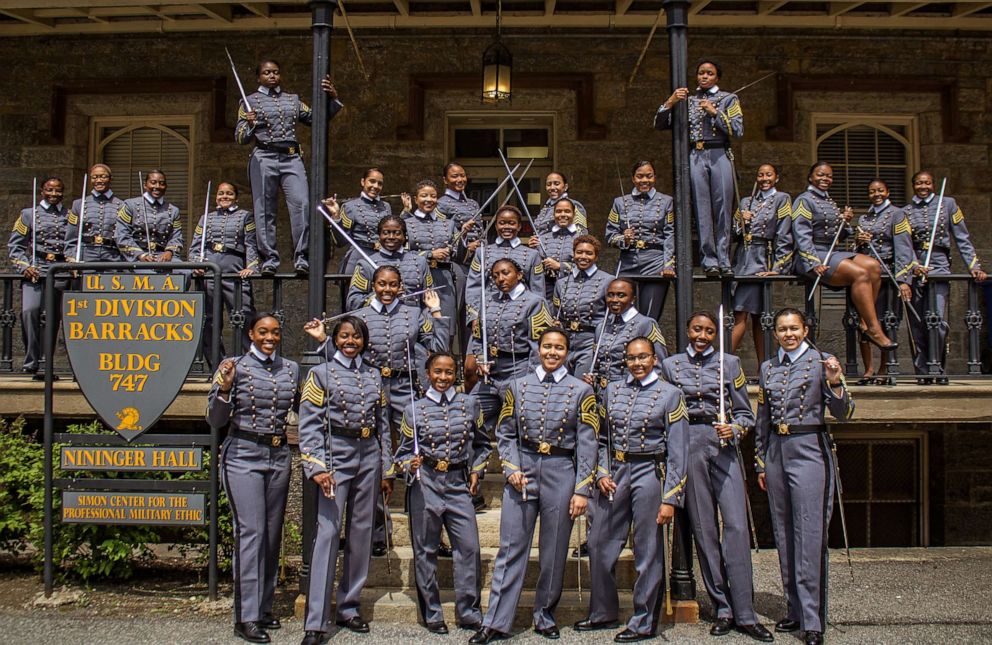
[8,56,986,645]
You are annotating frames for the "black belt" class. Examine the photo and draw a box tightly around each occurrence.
[612,449,665,463]
[255,140,300,155]
[773,423,825,436]
[428,259,451,269]
[629,240,665,251]
[564,320,597,333]
[522,438,574,457]
[421,453,468,473]
[376,366,410,378]
[205,242,245,256]
[689,414,718,424]
[34,251,65,262]
[229,428,287,447]
[692,141,729,150]
[331,425,377,439]
[81,235,115,246]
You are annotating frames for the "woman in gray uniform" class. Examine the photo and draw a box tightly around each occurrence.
[533,197,580,301]
[552,234,612,377]
[471,328,599,643]
[114,169,183,264]
[65,163,124,263]
[604,161,675,321]
[298,315,391,645]
[533,171,588,234]
[189,181,258,367]
[207,312,299,644]
[660,312,772,642]
[396,351,491,634]
[792,161,896,351]
[755,307,854,645]
[323,168,393,278]
[731,163,794,365]
[345,214,432,311]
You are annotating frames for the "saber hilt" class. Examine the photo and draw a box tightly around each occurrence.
[458,161,527,244]
[319,285,449,325]
[921,178,948,284]
[318,203,380,270]
[497,149,548,258]
[225,46,252,110]
[808,209,850,299]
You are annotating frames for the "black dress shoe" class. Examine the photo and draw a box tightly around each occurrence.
[301,631,328,645]
[774,619,799,633]
[233,621,270,643]
[936,376,949,385]
[804,630,823,645]
[710,617,734,636]
[458,621,483,631]
[426,621,449,634]
[574,617,620,631]
[916,377,933,385]
[438,542,453,558]
[336,616,370,633]
[259,614,281,630]
[705,267,721,278]
[32,372,58,381]
[295,263,309,276]
[472,495,487,513]
[469,627,508,643]
[260,266,277,276]
[372,543,388,557]
[535,625,560,639]
[720,267,734,277]
[571,541,590,558]
[737,622,774,642]
[614,628,652,642]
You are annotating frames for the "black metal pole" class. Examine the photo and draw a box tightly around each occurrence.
[43,268,57,597]
[664,0,697,604]
[208,263,222,601]
[301,0,337,597]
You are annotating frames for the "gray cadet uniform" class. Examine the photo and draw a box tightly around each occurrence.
[906,194,982,375]
[536,224,578,301]
[465,239,546,323]
[482,366,599,634]
[394,387,491,627]
[65,190,125,262]
[660,349,758,626]
[587,370,689,636]
[206,347,299,627]
[345,248,432,311]
[188,205,259,366]
[792,187,856,281]
[655,86,743,270]
[236,86,342,273]
[468,283,552,436]
[115,193,184,262]
[404,208,460,322]
[533,194,588,234]
[7,199,68,373]
[298,351,391,633]
[437,189,481,315]
[552,265,612,377]
[606,189,674,321]
[754,343,854,635]
[856,199,916,347]
[334,194,392,277]
[589,306,669,393]
[732,189,794,314]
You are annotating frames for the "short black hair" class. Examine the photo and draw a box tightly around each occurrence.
[539,327,570,351]
[694,58,723,78]
[372,264,402,282]
[330,315,369,349]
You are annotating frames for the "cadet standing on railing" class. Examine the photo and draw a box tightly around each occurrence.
[553,234,612,377]
[114,170,184,264]
[532,171,588,234]
[345,214,432,311]
[755,308,854,645]
[395,351,490,635]
[854,179,915,385]
[8,176,68,379]
[324,168,392,279]
[471,329,598,644]
[298,315,391,645]
[207,312,298,644]
[577,336,689,643]
[605,161,675,321]
[236,59,341,276]
[65,164,124,263]
[660,312,773,642]
[731,163,794,365]
[655,59,743,276]
[905,170,986,384]
[188,182,259,368]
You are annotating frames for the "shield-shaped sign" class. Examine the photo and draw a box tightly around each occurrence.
[63,287,203,441]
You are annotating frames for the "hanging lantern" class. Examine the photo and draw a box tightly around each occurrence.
[481,40,512,103]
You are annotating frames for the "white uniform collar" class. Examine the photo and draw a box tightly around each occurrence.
[360,191,380,204]
[250,344,277,362]
[93,189,114,199]
[257,85,282,95]
[572,263,599,278]
[371,297,399,314]
[426,386,455,403]
[143,192,164,206]
[778,341,810,363]
[808,186,829,199]
[505,282,526,300]
[913,194,935,205]
[40,200,54,210]
[444,188,466,201]
[687,345,715,358]
[759,187,777,199]
[696,85,720,94]
[497,236,522,248]
[632,188,657,199]
[551,223,578,234]
[333,350,363,368]
[626,369,660,386]
[414,208,434,220]
[872,199,892,214]
[535,365,568,383]
[620,306,638,323]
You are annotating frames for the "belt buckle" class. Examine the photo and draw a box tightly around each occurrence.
[212,243,224,252]
[569,320,580,331]
[695,141,705,150]
[538,441,552,455]
[490,344,499,358]
[361,426,372,439]
[744,232,752,244]
[288,146,297,155]
[922,241,930,250]
[600,376,608,389]
[777,422,790,436]
[635,240,646,249]
[614,449,625,463]
[381,366,393,377]
[148,242,158,251]
[272,436,282,447]
[436,459,449,472]
[429,259,438,268]
[93,235,104,244]
[45,253,56,261]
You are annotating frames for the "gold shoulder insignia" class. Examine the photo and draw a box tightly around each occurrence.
[400,414,414,438]
[421,318,433,333]
[777,203,792,219]
[245,220,256,232]
[350,265,369,291]
[648,324,667,348]
[497,387,515,426]
[381,389,388,407]
[301,372,324,407]
[425,271,434,287]
[668,398,688,424]
[67,211,78,225]
[477,407,485,428]
[952,208,964,225]
[894,218,911,236]
[552,294,560,308]
[663,475,687,500]
[530,306,553,339]
[212,369,225,385]
[533,262,544,274]
[667,210,675,224]
[575,210,589,229]
[117,206,132,224]
[793,201,812,221]
[608,209,619,225]
[340,207,353,229]
[470,256,481,272]
[734,368,747,389]
[194,225,203,236]
[757,387,765,404]
[13,218,28,235]
[580,394,600,433]
[726,99,743,119]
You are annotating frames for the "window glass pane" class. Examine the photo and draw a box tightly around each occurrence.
[454,129,500,158]
[504,128,549,159]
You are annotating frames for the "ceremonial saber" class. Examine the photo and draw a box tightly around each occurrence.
[405,340,421,482]
[479,242,491,383]
[497,149,548,258]
[829,434,855,582]
[199,181,212,261]
[718,304,728,448]
[31,178,38,279]
[807,214,848,300]
[74,175,89,263]
[921,178,947,285]
[577,514,583,602]
[604,388,614,503]
[862,235,921,323]
[458,162,526,244]
[508,325,528,502]
[318,203,379,270]
[734,438,759,552]
[742,181,758,245]
[614,157,630,231]
[320,285,449,324]
[664,519,673,616]
[321,374,337,499]
[587,261,624,385]
[730,71,777,95]
[382,489,393,576]
[138,171,152,254]
[224,46,252,111]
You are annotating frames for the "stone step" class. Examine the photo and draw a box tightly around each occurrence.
[384,509,598,549]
